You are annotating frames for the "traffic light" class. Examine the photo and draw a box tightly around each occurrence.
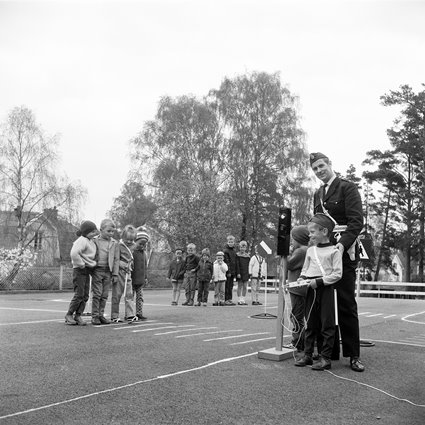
[277,207,291,256]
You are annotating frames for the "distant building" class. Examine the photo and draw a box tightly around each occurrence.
[0,207,77,266]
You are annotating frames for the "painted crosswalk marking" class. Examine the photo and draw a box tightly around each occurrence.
[175,330,243,338]
[204,332,270,342]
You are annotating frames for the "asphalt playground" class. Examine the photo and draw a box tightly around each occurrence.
[1,290,425,425]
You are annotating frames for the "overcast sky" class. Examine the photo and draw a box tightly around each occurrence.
[0,0,424,224]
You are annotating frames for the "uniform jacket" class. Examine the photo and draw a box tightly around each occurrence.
[196,258,213,281]
[168,258,185,281]
[93,236,120,276]
[313,177,363,263]
[223,244,237,275]
[132,247,148,288]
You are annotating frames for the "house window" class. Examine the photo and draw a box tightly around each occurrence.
[34,231,43,251]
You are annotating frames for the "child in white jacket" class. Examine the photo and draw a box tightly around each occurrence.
[212,251,228,306]
[248,245,267,305]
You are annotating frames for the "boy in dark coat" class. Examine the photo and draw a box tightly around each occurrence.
[223,235,237,306]
[182,243,200,306]
[131,229,149,320]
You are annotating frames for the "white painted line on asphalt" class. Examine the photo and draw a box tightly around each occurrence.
[401,310,425,325]
[0,319,64,326]
[175,329,243,338]
[365,313,383,317]
[230,337,276,345]
[369,339,425,348]
[0,351,258,420]
[132,325,192,333]
[383,315,397,319]
[401,336,425,341]
[358,312,371,315]
[204,332,270,342]
[113,321,168,330]
[0,307,65,313]
[150,324,195,334]
[155,326,217,335]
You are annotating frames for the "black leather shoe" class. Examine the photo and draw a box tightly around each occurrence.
[312,358,331,371]
[350,357,365,372]
[294,356,313,367]
[99,316,111,324]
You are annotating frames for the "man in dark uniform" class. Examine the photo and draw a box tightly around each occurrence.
[310,152,365,372]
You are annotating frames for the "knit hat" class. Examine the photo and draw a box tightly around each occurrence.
[201,248,210,257]
[77,220,97,237]
[135,228,150,242]
[216,251,224,257]
[309,213,335,234]
[309,152,329,166]
[291,225,309,246]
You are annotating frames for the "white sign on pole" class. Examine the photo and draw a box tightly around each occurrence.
[259,240,272,256]
[358,240,369,260]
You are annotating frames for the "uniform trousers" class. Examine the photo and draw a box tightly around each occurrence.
[335,262,360,358]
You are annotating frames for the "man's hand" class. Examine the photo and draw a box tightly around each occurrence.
[336,243,345,255]
[112,275,118,284]
[308,279,317,289]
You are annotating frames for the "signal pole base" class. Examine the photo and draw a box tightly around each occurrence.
[257,347,295,361]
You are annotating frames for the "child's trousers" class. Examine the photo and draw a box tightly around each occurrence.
[133,286,144,315]
[111,270,135,319]
[250,277,262,303]
[91,267,112,318]
[304,285,335,360]
[183,271,197,303]
[214,280,225,303]
[67,267,91,316]
[197,279,210,303]
[289,292,306,351]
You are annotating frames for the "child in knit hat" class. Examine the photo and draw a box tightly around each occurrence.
[283,225,309,351]
[65,220,98,325]
[294,213,342,371]
[195,248,213,306]
[212,251,228,306]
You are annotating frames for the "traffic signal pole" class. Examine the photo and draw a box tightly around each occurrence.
[258,207,295,361]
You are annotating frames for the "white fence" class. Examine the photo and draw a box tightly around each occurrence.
[251,279,425,299]
[357,281,425,299]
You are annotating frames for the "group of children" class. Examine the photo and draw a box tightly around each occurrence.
[286,213,343,371]
[65,214,342,372]
[65,219,150,326]
[167,235,268,307]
